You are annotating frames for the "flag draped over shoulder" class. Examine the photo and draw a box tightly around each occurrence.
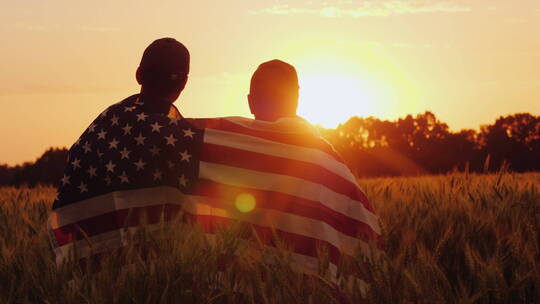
[183,116,382,281]
[48,101,381,285]
[48,95,203,265]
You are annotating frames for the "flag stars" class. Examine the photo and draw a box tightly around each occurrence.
[82,141,92,153]
[87,123,97,133]
[136,112,148,122]
[97,149,104,158]
[119,171,130,184]
[150,122,163,133]
[104,176,112,186]
[119,147,131,160]
[78,182,88,193]
[134,158,146,171]
[122,123,133,135]
[97,129,107,140]
[105,160,116,173]
[124,106,136,112]
[134,99,144,105]
[178,175,188,187]
[109,138,119,149]
[71,158,81,169]
[169,117,181,125]
[100,109,109,118]
[165,134,177,146]
[61,174,70,185]
[149,145,161,157]
[180,150,192,162]
[153,170,163,181]
[111,115,120,126]
[183,128,195,138]
[87,166,97,178]
[134,133,146,146]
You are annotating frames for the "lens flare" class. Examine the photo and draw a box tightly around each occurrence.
[235,193,256,213]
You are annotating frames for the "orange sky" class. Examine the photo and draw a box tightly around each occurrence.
[1,0,540,165]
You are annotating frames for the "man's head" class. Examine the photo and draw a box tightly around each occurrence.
[248,60,299,121]
[136,38,190,104]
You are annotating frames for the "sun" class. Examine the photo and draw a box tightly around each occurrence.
[297,73,388,128]
[276,39,411,128]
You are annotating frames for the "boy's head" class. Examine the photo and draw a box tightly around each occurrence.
[248,60,299,121]
[136,38,190,103]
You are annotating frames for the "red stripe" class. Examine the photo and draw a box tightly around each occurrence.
[186,213,377,274]
[201,143,374,213]
[193,180,381,243]
[55,208,344,265]
[203,118,344,162]
[184,212,344,266]
[53,204,182,247]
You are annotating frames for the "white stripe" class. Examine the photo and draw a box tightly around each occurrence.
[199,233,368,293]
[54,223,171,265]
[222,116,320,136]
[50,186,183,228]
[55,223,368,295]
[204,128,360,187]
[199,161,381,234]
[182,197,371,257]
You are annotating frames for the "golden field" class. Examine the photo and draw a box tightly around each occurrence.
[1,172,539,303]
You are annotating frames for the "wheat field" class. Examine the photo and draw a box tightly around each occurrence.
[1,172,539,303]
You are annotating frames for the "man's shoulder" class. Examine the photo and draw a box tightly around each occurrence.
[100,94,139,115]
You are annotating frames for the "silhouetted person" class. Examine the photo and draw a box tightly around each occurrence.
[136,38,190,117]
[248,59,299,121]
[49,38,200,266]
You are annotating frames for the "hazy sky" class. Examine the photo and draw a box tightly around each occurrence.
[1,0,539,165]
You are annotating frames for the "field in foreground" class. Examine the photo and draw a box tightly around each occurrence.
[1,172,539,303]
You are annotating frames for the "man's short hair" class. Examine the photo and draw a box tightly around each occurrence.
[249,60,299,118]
[250,60,299,96]
[139,38,190,88]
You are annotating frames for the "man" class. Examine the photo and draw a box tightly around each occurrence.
[247,59,299,122]
[48,38,202,265]
[184,60,382,288]
[135,37,189,118]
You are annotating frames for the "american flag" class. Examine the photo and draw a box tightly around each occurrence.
[48,94,202,264]
[183,117,382,283]
[48,95,382,285]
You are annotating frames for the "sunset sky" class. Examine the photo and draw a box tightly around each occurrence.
[1,0,540,165]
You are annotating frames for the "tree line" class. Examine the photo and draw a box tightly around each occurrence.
[319,112,539,177]
[0,112,538,186]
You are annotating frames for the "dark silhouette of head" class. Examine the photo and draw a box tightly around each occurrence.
[248,60,299,121]
[136,38,190,104]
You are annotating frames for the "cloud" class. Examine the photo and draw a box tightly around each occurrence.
[254,1,471,18]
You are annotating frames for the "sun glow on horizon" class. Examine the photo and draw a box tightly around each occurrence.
[282,42,404,128]
[298,72,394,128]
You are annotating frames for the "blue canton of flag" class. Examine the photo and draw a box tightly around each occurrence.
[48,95,203,265]
[53,95,202,209]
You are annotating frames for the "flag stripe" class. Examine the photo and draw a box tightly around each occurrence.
[184,212,343,266]
[193,179,381,242]
[201,142,372,211]
[53,223,170,265]
[203,128,360,187]
[202,117,342,161]
[199,161,379,227]
[50,187,182,229]
[52,203,182,247]
[52,197,369,258]
[181,198,369,257]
